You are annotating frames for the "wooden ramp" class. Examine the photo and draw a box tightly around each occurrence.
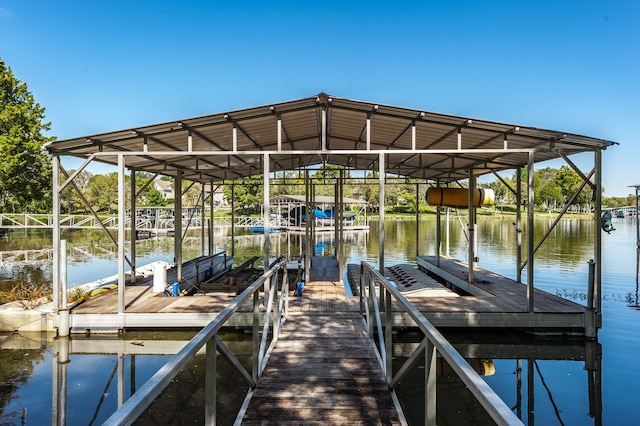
[308,255,340,282]
[240,311,402,425]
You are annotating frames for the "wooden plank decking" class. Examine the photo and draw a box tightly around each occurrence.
[69,257,360,330]
[240,312,402,425]
[347,256,591,332]
[414,256,585,314]
[64,256,591,422]
[70,254,591,333]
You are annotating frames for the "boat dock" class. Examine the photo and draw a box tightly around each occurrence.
[64,256,357,331]
[58,253,594,335]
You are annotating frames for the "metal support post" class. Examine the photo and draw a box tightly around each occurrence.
[209,182,215,255]
[263,153,271,271]
[385,289,393,383]
[205,337,217,424]
[130,169,136,283]
[231,184,236,257]
[277,115,282,151]
[366,113,371,151]
[118,154,126,315]
[304,171,311,281]
[425,340,437,426]
[468,171,476,283]
[58,240,69,336]
[527,152,535,312]
[321,106,327,151]
[594,149,603,317]
[379,153,385,273]
[175,171,183,283]
[516,167,522,282]
[636,186,640,248]
[436,203,442,267]
[52,156,61,317]
[201,184,206,256]
[415,183,420,258]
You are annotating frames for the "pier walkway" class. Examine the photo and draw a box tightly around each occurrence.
[239,312,401,425]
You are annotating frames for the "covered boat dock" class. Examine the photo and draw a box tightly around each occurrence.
[44,93,616,337]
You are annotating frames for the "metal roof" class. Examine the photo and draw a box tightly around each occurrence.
[45,93,616,184]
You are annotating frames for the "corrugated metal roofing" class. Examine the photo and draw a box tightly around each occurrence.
[45,93,616,184]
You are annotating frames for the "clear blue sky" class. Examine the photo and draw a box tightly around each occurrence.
[1,1,638,197]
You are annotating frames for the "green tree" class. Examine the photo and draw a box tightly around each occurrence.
[554,166,591,210]
[182,180,202,206]
[272,171,305,197]
[60,170,93,213]
[87,173,118,213]
[311,164,349,196]
[133,173,166,206]
[514,168,542,205]
[144,186,166,206]
[362,171,380,209]
[539,180,563,211]
[223,175,263,214]
[0,58,53,212]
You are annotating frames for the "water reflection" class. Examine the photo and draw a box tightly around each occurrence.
[1,331,250,425]
[2,217,639,424]
[629,249,640,309]
[393,329,602,426]
[6,329,604,426]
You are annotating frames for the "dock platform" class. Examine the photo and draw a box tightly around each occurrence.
[346,255,593,334]
[68,257,359,331]
[68,254,592,334]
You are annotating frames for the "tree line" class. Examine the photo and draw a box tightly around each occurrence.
[0,56,633,215]
[222,165,625,215]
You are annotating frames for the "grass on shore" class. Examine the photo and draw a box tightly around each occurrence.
[0,282,88,310]
[0,281,52,309]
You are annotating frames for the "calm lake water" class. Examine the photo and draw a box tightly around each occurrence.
[1,215,639,425]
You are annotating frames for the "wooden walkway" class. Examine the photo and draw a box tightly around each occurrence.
[240,311,401,425]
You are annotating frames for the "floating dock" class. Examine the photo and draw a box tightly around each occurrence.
[49,253,594,336]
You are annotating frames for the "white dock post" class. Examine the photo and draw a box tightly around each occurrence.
[58,239,70,337]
